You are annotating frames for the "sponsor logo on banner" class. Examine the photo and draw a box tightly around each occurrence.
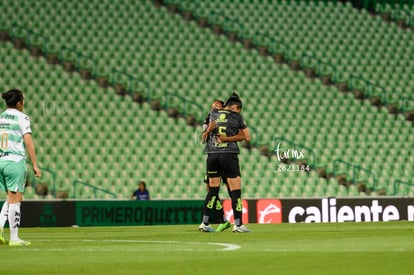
[256,199,282,224]
[287,198,402,223]
[223,199,249,224]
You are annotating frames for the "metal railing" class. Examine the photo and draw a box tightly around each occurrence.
[112,69,140,95]
[393,179,413,196]
[401,97,414,113]
[60,46,98,76]
[72,179,116,199]
[164,91,204,122]
[254,31,289,58]
[301,54,337,83]
[333,159,377,191]
[349,74,387,104]
[26,163,57,197]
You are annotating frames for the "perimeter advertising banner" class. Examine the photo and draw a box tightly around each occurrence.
[76,200,203,226]
[17,198,414,227]
[21,201,76,227]
[254,198,414,224]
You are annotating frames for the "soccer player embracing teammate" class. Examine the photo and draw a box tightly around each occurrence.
[199,93,251,233]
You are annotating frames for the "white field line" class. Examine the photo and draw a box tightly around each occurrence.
[244,248,409,253]
[24,239,241,252]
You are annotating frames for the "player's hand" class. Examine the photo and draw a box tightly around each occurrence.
[33,165,42,177]
[216,134,226,144]
[207,120,217,132]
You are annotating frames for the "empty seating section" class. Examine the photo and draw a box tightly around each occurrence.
[376,1,414,26]
[183,0,414,105]
[0,41,209,199]
[0,0,412,198]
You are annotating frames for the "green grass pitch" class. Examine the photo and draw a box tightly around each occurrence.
[0,222,413,274]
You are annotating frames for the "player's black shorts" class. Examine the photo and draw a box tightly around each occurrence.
[207,153,241,179]
[203,173,228,184]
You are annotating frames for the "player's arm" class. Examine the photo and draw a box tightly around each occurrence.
[217,113,250,143]
[216,129,245,143]
[201,120,217,144]
[23,133,41,177]
[241,127,251,143]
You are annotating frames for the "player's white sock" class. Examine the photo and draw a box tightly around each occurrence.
[0,200,9,229]
[8,203,21,241]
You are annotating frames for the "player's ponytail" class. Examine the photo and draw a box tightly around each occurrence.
[224,92,242,109]
[2,89,24,108]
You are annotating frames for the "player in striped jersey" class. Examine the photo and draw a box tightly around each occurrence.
[0,89,41,246]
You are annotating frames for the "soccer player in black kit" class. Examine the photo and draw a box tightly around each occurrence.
[199,93,251,233]
[201,99,231,231]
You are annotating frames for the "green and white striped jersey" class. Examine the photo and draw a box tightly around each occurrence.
[0,108,32,162]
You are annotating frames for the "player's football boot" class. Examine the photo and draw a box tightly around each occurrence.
[232,224,251,233]
[198,223,215,232]
[9,239,31,246]
[215,221,231,232]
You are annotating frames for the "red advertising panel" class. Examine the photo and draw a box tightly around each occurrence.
[223,199,249,224]
[256,199,282,224]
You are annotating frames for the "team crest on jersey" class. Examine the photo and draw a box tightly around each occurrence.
[217,113,227,123]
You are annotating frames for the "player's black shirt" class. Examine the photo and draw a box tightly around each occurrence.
[204,109,247,154]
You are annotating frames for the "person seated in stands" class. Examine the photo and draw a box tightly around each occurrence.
[131,180,150,200]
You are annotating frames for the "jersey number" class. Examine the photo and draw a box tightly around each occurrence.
[0,133,8,150]
[216,126,227,147]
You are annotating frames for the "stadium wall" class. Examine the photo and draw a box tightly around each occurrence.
[20,198,414,227]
